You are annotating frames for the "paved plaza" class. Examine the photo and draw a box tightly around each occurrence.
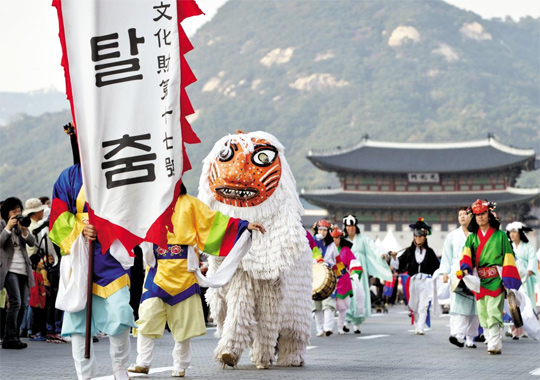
[1,305,539,380]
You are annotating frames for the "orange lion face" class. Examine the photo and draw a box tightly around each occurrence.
[209,138,282,207]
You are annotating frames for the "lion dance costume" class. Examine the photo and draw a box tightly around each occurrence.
[198,131,312,369]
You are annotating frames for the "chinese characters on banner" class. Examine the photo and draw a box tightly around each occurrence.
[53,0,202,252]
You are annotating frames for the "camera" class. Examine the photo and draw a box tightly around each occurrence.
[15,215,31,228]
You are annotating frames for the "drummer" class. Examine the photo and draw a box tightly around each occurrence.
[459,199,521,355]
[389,218,440,335]
[311,220,339,337]
[330,228,363,335]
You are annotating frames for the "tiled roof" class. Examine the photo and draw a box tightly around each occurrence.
[300,187,540,209]
[307,137,536,174]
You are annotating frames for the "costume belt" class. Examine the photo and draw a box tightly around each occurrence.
[478,266,498,279]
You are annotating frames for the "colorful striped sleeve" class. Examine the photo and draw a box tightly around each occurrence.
[349,259,363,279]
[460,235,474,273]
[332,255,347,278]
[191,196,249,256]
[49,167,85,255]
[501,234,521,291]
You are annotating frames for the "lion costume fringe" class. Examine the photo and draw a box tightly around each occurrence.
[198,131,312,369]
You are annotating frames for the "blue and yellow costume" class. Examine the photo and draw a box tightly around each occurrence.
[136,193,249,342]
[49,164,136,337]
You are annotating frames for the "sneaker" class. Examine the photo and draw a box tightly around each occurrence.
[414,329,425,335]
[92,336,99,343]
[128,364,150,374]
[316,332,324,337]
[171,368,185,377]
[325,330,333,336]
[465,343,477,348]
[487,348,502,355]
[342,326,350,333]
[30,334,47,342]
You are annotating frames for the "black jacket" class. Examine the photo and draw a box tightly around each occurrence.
[396,244,439,276]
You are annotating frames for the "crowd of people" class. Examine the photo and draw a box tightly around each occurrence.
[306,201,540,356]
[1,193,539,377]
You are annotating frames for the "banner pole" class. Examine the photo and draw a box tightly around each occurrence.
[84,240,95,359]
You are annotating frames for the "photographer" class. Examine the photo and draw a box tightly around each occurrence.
[23,198,64,343]
[0,197,35,349]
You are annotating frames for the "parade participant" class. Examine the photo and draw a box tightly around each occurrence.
[343,215,392,333]
[460,199,521,355]
[128,184,265,377]
[440,207,479,348]
[390,218,440,335]
[199,131,312,369]
[506,222,537,312]
[49,164,136,380]
[505,221,537,339]
[330,228,363,335]
[0,198,35,349]
[312,220,339,337]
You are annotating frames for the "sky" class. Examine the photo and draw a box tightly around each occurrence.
[0,0,538,93]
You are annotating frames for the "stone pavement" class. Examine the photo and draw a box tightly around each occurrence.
[1,305,539,380]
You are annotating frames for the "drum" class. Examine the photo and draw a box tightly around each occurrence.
[507,290,524,328]
[312,263,337,301]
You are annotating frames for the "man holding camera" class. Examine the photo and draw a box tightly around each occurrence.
[0,197,35,349]
[23,198,64,343]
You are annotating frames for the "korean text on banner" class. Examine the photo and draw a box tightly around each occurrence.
[53,0,203,252]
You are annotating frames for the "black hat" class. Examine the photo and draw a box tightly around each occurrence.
[409,218,431,236]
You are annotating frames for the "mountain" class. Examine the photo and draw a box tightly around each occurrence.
[1,0,539,201]
[0,89,69,125]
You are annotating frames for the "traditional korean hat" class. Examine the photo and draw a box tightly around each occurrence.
[316,219,331,230]
[409,217,431,236]
[505,221,533,233]
[506,221,533,243]
[342,215,358,226]
[330,228,344,238]
[470,199,496,215]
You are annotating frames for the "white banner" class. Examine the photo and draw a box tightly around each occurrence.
[55,0,200,250]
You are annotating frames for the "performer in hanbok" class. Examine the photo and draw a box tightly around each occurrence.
[49,163,136,380]
[129,185,265,377]
[460,199,521,355]
[505,221,537,339]
[506,222,537,311]
[330,228,363,335]
[311,220,339,336]
[439,207,479,348]
[343,215,392,333]
[390,218,440,335]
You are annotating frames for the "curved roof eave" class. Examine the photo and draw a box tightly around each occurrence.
[300,187,540,209]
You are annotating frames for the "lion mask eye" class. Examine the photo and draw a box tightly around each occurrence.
[218,146,234,162]
[251,148,277,167]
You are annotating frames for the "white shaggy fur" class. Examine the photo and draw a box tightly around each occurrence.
[198,131,312,368]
